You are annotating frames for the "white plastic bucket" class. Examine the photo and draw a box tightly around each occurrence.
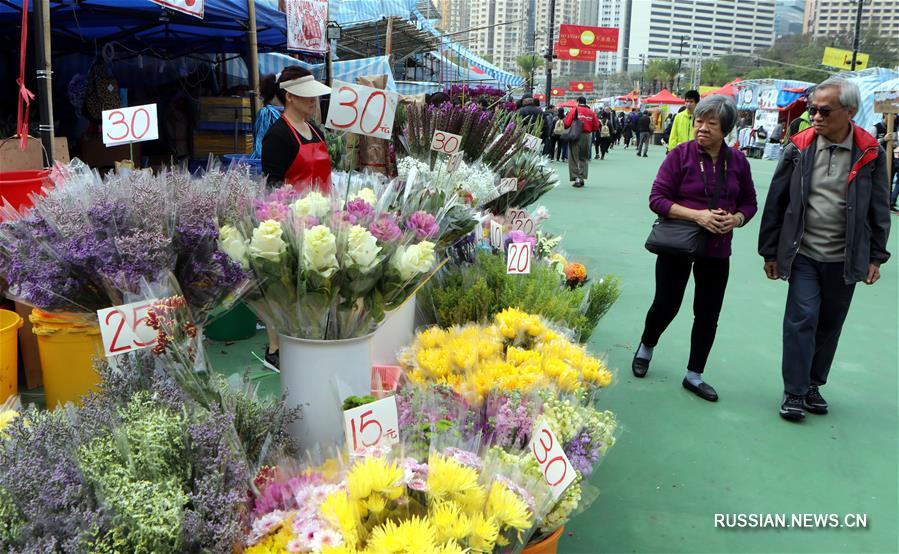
[371,293,417,365]
[278,332,374,447]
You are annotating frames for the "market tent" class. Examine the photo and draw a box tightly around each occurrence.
[643,89,684,105]
[225,54,398,91]
[395,81,440,96]
[329,0,417,26]
[827,67,899,131]
[0,0,288,54]
[708,78,742,97]
[776,86,808,109]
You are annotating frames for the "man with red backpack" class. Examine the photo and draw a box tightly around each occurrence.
[564,96,600,188]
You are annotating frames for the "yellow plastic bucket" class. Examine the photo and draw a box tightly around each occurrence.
[0,309,23,403]
[29,309,102,408]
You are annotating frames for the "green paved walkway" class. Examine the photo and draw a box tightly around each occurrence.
[544,143,898,554]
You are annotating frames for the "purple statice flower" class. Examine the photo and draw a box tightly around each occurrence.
[369,216,402,242]
[346,198,374,222]
[503,230,536,254]
[405,211,439,240]
[563,429,601,477]
[255,200,291,222]
[484,392,541,449]
[267,185,300,204]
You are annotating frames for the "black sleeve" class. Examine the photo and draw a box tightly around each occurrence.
[758,144,796,260]
[261,119,299,185]
[868,149,892,266]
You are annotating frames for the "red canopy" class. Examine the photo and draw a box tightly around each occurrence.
[643,89,684,105]
[709,78,743,98]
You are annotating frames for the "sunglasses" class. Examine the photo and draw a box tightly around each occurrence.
[808,106,845,118]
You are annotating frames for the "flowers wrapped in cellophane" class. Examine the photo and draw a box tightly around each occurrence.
[0,159,255,326]
[245,441,555,553]
[217,172,475,340]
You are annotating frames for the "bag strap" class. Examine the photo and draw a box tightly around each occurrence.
[706,146,729,210]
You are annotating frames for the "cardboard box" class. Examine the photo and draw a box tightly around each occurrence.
[0,136,70,171]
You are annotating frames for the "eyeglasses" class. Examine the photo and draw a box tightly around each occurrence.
[808,106,845,118]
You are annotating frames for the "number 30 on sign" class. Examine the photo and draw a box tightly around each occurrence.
[325,80,398,140]
[529,421,576,499]
[343,396,400,453]
[102,104,159,147]
[97,300,159,357]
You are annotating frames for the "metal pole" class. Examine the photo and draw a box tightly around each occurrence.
[851,0,864,70]
[33,0,55,165]
[246,0,261,124]
[639,54,645,93]
[543,0,557,103]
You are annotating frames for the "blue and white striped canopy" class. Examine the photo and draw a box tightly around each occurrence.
[225,53,398,91]
[330,0,418,25]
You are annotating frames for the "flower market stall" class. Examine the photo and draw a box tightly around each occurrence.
[0,79,622,552]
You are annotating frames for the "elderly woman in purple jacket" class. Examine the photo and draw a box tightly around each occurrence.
[632,95,758,402]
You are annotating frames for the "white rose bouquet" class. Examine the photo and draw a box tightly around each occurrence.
[220,179,447,340]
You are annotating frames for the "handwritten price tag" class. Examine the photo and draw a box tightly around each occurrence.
[446,152,463,173]
[431,130,463,155]
[97,300,158,357]
[498,178,518,194]
[507,242,531,274]
[523,133,542,151]
[506,208,536,236]
[325,80,398,140]
[102,104,159,147]
[343,396,400,453]
[489,220,504,249]
[529,421,576,500]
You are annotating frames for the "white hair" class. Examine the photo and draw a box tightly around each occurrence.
[810,78,861,110]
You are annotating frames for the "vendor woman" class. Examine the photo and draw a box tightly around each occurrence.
[262,66,332,192]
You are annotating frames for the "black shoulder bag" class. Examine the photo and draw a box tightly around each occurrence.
[644,147,729,258]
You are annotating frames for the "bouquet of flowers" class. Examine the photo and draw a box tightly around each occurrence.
[0,159,253,324]
[218,178,454,340]
[484,149,560,214]
[245,446,554,553]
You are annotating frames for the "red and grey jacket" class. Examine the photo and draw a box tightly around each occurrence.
[758,123,891,284]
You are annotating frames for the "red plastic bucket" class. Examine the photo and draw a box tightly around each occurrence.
[0,170,50,214]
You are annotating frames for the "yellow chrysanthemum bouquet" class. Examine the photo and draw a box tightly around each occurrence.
[245,447,554,553]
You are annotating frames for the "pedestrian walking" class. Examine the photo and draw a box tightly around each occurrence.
[758,78,891,421]
[668,89,700,151]
[597,115,613,160]
[636,110,654,157]
[623,114,634,148]
[555,107,569,162]
[634,95,758,402]
[563,96,599,188]
[543,105,558,157]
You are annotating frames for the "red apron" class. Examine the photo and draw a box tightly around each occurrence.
[282,116,331,193]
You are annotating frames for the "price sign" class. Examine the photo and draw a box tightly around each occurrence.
[343,396,400,453]
[325,80,398,140]
[150,0,204,18]
[507,208,536,236]
[529,421,576,499]
[446,152,463,173]
[431,130,463,155]
[97,300,158,357]
[489,220,504,249]
[507,242,531,274]
[498,178,518,195]
[523,133,542,151]
[102,104,159,147]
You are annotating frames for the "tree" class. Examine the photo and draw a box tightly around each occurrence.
[516,55,544,94]
[699,59,732,87]
[645,59,679,93]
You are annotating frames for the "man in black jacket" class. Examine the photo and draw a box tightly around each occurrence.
[758,79,891,422]
[635,111,653,157]
[516,97,544,133]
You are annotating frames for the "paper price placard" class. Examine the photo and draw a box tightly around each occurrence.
[431,130,463,155]
[523,133,542,151]
[498,178,518,194]
[97,300,158,357]
[489,220,504,249]
[343,396,400,453]
[529,421,577,499]
[506,242,531,274]
[325,80,398,140]
[150,0,204,18]
[102,104,159,147]
[446,152,463,173]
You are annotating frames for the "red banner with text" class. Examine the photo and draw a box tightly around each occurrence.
[569,81,594,92]
[555,43,597,61]
[558,24,619,53]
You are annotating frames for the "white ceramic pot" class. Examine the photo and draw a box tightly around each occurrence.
[371,293,417,365]
[278,332,374,447]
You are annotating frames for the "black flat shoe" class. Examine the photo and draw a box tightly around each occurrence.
[632,352,649,378]
[682,378,718,402]
[264,349,280,369]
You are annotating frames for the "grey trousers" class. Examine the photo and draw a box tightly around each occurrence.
[568,133,592,182]
[637,134,651,156]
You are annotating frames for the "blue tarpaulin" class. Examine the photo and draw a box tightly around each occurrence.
[0,0,288,54]
[828,67,899,131]
[224,53,398,91]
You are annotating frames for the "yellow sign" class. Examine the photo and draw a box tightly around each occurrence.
[580,30,595,46]
[822,47,869,70]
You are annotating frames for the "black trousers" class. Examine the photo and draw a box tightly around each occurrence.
[641,254,730,373]
[781,254,856,396]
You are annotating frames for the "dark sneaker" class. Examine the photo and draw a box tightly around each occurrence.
[264,349,280,370]
[803,385,828,414]
[780,393,805,421]
[573,179,585,188]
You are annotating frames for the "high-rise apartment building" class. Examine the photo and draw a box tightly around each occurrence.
[467,0,532,73]
[775,0,805,37]
[437,0,471,42]
[804,0,899,40]
[534,0,584,77]
[626,0,776,72]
